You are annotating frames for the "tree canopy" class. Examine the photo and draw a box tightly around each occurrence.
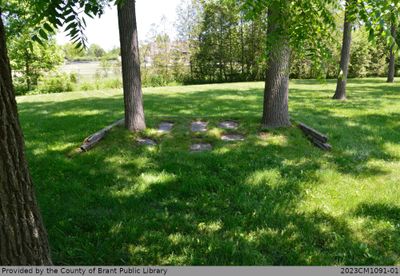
[241,0,338,62]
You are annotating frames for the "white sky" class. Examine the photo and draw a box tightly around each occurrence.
[56,0,182,50]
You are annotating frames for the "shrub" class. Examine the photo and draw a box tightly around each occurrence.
[102,79,122,89]
[80,81,95,91]
[13,77,31,95]
[142,74,168,87]
[35,73,74,94]
[69,72,79,84]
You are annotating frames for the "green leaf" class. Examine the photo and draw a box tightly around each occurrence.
[65,22,78,32]
[39,29,48,41]
[32,34,43,45]
[65,15,76,23]
[368,29,375,41]
[43,22,54,33]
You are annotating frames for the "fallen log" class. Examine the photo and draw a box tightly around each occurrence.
[298,122,328,143]
[78,118,124,152]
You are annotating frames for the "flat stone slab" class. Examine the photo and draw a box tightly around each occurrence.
[190,143,212,152]
[158,122,174,133]
[137,138,157,146]
[191,121,208,132]
[218,120,239,129]
[221,134,245,142]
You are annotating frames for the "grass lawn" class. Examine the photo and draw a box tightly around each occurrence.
[17,78,400,265]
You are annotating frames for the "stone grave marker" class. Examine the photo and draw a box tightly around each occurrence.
[190,143,212,152]
[191,121,208,132]
[158,122,174,133]
[218,120,239,130]
[221,134,245,142]
[137,138,157,146]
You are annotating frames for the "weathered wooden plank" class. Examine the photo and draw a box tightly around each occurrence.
[298,122,328,143]
[79,118,124,152]
[309,135,332,151]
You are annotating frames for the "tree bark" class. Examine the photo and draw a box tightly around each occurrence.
[24,51,31,91]
[333,1,352,100]
[387,24,396,83]
[261,6,291,128]
[117,0,146,132]
[240,15,245,76]
[229,29,233,81]
[0,11,52,265]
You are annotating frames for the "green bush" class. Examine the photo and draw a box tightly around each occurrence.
[142,74,168,87]
[13,77,31,95]
[102,79,122,89]
[69,72,79,84]
[35,73,74,94]
[80,81,95,91]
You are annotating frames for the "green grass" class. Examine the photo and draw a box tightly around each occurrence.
[17,78,400,265]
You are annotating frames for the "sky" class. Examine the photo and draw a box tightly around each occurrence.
[56,0,183,50]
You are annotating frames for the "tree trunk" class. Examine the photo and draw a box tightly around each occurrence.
[333,1,352,100]
[218,15,225,82]
[387,24,396,83]
[250,22,255,79]
[229,29,233,81]
[240,15,245,76]
[0,11,52,265]
[117,0,146,131]
[261,7,291,128]
[24,51,31,91]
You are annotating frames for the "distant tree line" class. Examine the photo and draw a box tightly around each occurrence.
[5,0,400,95]
[62,43,120,62]
[170,0,400,84]
[123,0,400,86]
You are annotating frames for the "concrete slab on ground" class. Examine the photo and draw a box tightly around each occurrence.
[221,134,245,142]
[158,122,174,133]
[191,121,208,132]
[137,138,157,146]
[218,120,239,129]
[190,143,212,152]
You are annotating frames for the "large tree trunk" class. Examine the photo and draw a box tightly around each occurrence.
[117,0,146,131]
[333,1,352,100]
[0,12,52,265]
[387,24,397,83]
[261,7,291,128]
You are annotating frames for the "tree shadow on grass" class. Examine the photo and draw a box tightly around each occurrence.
[292,108,399,177]
[17,82,400,265]
[354,203,400,224]
[352,203,400,263]
[291,78,394,86]
[66,130,400,264]
[26,123,399,265]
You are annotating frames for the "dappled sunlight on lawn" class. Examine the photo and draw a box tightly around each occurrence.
[17,78,400,265]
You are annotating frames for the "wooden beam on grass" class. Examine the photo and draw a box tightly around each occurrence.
[298,122,332,151]
[77,118,124,153]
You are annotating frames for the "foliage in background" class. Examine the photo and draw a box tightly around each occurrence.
[181,0,268,83]
[34,73,74,94]
[7,0,400,96]
[3,0,64,92]
[172,0,396,83]
[290,26,389,79]
[9,33,64,92]
[62,43,120,61]
[350,29,387,78]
